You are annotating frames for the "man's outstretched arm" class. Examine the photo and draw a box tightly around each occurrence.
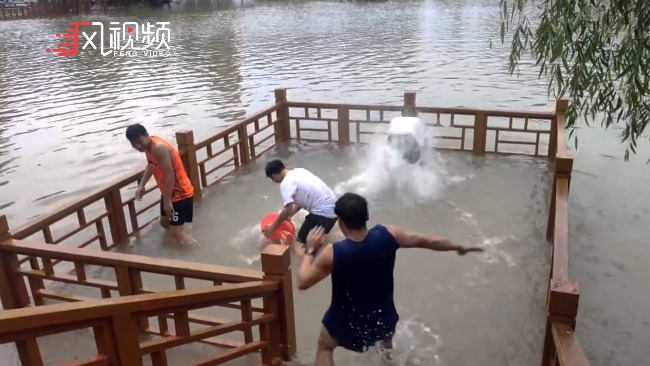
[387,225,483,254]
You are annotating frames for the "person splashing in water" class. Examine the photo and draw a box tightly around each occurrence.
[263,160,338,255]
[125,124,197,246]
[386,116,428,165]
[297,192,483,365]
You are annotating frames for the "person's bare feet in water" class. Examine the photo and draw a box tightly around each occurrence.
[163,220,198,246]
[178,231,199,246]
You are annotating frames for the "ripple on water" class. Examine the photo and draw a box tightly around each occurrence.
[0,0,553,225]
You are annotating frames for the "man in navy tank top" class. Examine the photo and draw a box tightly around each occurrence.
[297,192,483,365]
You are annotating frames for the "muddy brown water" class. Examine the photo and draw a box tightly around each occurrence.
[1,0,649,364]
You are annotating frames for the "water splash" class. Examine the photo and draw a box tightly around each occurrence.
[334,131,448,206]
[284,319,442,366]
[452,203,516,267]
[230,223,266,265]
[390,319,443,366]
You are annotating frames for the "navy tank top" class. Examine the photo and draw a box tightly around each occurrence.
[321,224,400,352]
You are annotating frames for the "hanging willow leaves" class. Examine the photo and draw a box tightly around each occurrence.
[495,0,650,160]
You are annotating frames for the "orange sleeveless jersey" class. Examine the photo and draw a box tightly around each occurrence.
[145,136,194,202]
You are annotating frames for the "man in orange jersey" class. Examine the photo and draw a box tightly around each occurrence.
[125,124,198,246]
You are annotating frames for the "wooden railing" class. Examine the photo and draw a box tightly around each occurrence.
[0,216,296,364]
[7,103,280,270]
[0,281,285,366]
[4,88,554,261]
[541,100,589,366]
[1,88,590,365]
[286,91,555,157]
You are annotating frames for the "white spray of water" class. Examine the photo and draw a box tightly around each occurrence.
[451,203,516,268]
[284,319,442,366]
[389,319,443,365]
[333,133,449,206]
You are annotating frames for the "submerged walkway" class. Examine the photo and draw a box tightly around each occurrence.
[2,143,552,365]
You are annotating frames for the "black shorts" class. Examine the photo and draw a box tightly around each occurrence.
[296,213,338,244]
[160,196,193,226]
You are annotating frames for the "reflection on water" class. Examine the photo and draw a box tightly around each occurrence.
[1,0,649,365]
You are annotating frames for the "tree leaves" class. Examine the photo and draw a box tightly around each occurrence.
[495,0,650,160]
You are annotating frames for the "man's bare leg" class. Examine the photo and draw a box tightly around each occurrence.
[169,225,198,246]
[315,326,337,366]
[159,217,197,245]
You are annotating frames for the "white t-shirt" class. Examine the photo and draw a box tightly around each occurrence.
[280,168,337,218]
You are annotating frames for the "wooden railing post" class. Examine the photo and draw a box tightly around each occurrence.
[114,265,149,332]
[238,126,251,165]
[547,155,573,242]
[275,88,291,142]
[337,107,350,145]
[104,188,129,245]
[541,279,580,366]
[0,215,45,366]
[0,214,10,244]
[556,156,573,189]
[176,130,202,201]
[472,113,487,156]
[402,91,417,117]
[549,99,569,158]
[546,178,557,243]
[111,314,145,366]
[261,244,296,361]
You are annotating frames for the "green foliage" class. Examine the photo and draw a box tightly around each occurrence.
[496,0,650,159]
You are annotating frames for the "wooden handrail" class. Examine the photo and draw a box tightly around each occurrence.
[0,239,296,364]
[554,100,570,157]
[287,100,556,119]
[6,91,560,248]
[551,323,590,366]
[0,282,283,366]
[0,238,263,283]
[551,178,570,280]
[0,281,276,337]
[11,170,142,239]
[540,98,589,366]
[8,104,281,242]
[194,104,280,150]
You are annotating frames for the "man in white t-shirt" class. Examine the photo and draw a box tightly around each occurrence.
[263,159,338,254]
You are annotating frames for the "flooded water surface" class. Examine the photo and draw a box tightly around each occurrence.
[8,144,550,365]
[0,0,649,365]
